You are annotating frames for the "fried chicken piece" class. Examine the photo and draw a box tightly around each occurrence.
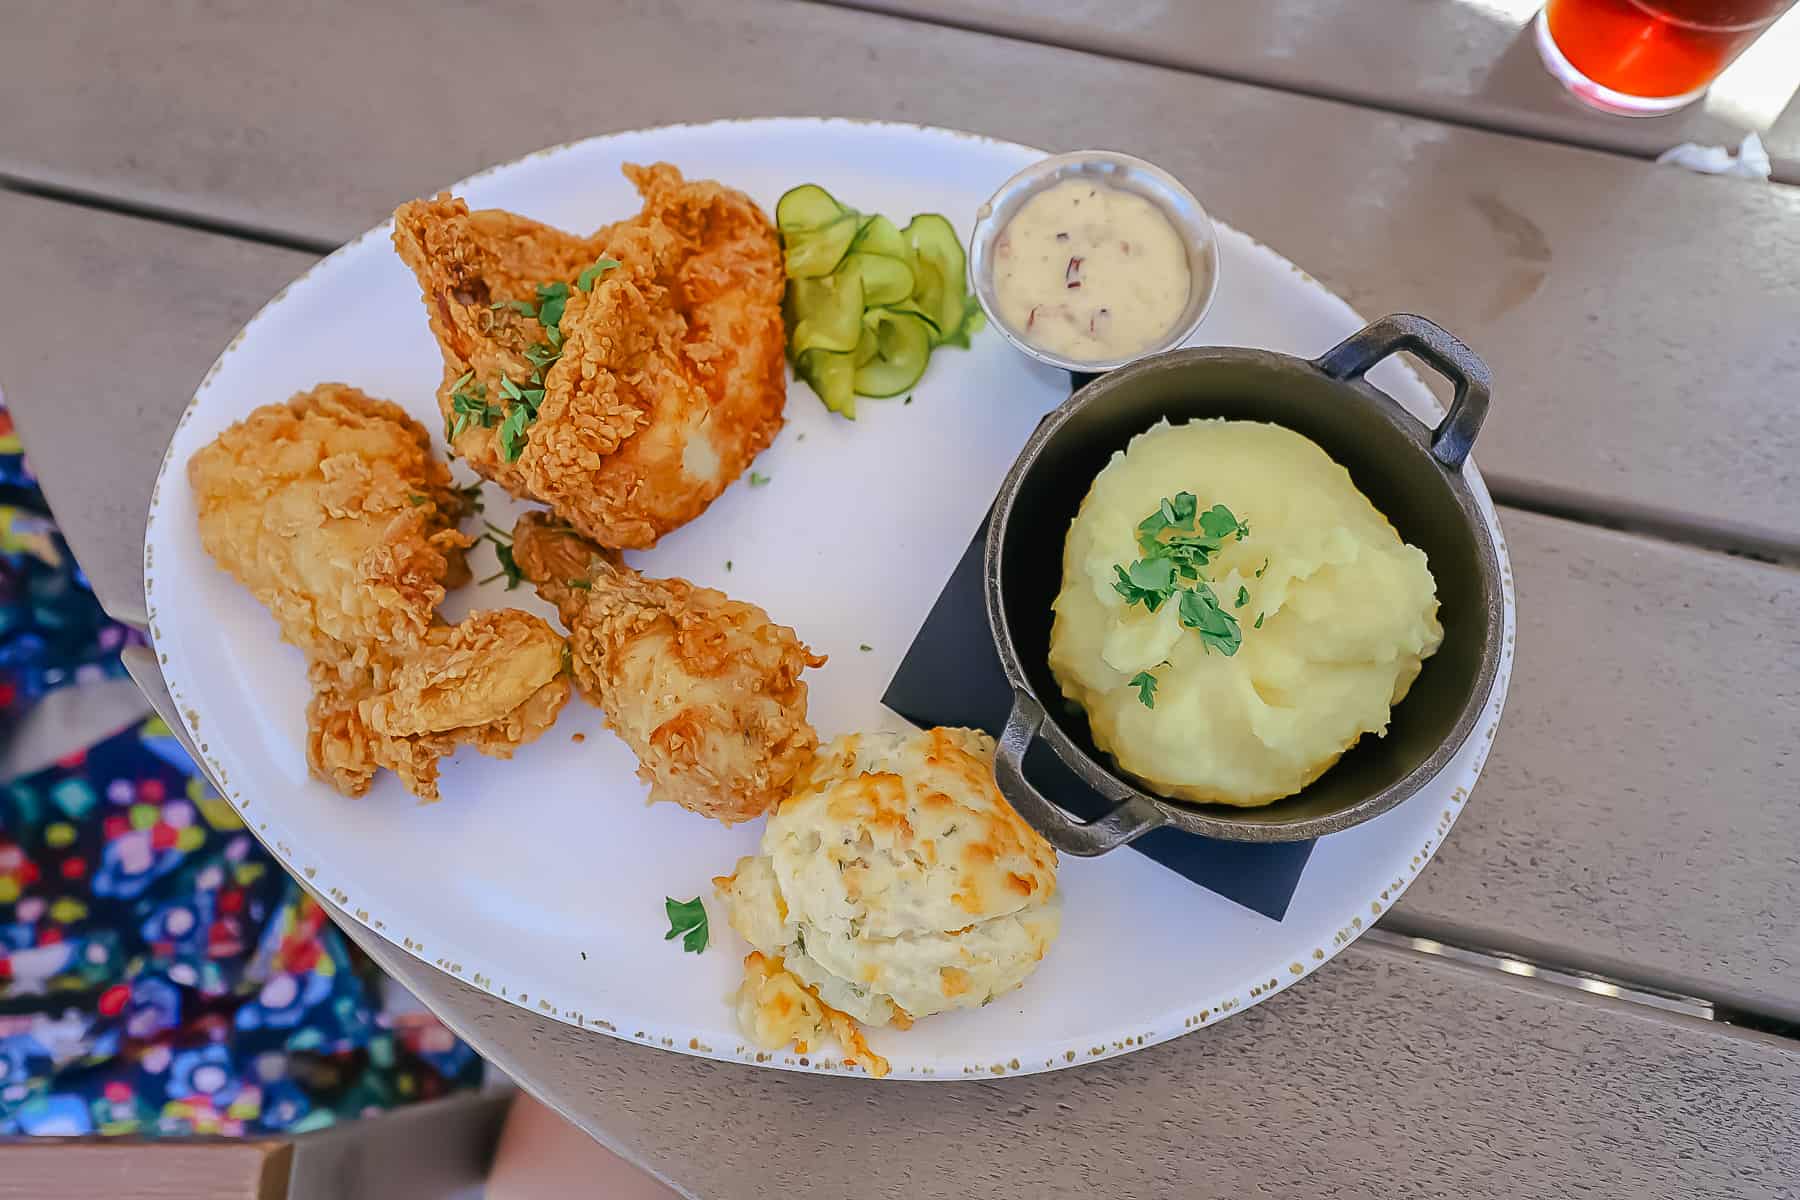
[391,163,786,550]
[307,612,570,800]
[512,512,823,824]
[187,382,473,656]
[389,196,623,501]
[189,385,570,801]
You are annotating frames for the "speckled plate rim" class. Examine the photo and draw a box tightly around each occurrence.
[144,117,1516,1080]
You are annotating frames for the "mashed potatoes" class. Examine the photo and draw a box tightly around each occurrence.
[716,728,1062,1073]
[1048,419,1441,807]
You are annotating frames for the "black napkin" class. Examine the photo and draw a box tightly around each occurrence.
[883,517,1314,921]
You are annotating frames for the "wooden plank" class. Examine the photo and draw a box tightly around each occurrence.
[285,1092,508,1200]
[10,187,1800,1012]
[1397,509,1800,1020]
[336,927,1800,1200]
[830,0,1800,183]
[1,2,1796,551]
[124,642,1800,1199]
[0,197,307,622]
[0,1140,292,1200]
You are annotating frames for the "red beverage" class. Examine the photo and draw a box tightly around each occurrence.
[1536,0,1796,114]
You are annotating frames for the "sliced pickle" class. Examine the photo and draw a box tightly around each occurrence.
[778,184,982,417]
[849,213,907,259]
[840,252,914,307]
[775,184,848,233]
[899,213,969,344]
[796,348,858,419]
[852,309,933,398]
[787,271,865,355]
[784,213,860,278]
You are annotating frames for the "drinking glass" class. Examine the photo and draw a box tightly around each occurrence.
[1535,0,1798,115]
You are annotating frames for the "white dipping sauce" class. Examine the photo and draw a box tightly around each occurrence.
[992,179,1193,362]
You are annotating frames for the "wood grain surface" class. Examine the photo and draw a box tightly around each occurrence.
[0,1140,292,1200]
[1403,510,1800,1019]
[826,0,1800,182]
[1,1,1797,550]
[328,922,1800,1200]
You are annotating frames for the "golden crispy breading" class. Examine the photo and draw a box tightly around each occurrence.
[512,513,822,824]
[187,382,472,656]
[359,609,569,739]
[306,613,570,802]
[189,385,570,801]
[390,194,635,499]
[391,164,787,549]
[575,163,789,545]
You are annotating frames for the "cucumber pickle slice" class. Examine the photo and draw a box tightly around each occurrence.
[796,348,857,418]
[840,252,914,307]
[778,184,980,417]
[775,184,847,233]
[899,214,968,344]
[787,272,864,356]
[853,309,933,398]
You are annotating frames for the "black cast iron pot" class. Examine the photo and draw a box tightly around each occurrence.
[985,314,1504,854]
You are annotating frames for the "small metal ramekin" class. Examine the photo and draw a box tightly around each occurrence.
[968,150,1220,374]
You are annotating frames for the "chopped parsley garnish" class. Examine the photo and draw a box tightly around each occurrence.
[859,643,872,652]
[567,578,591,590]
[1254,612,1265,629]
[576,257,621,292]
[1111,556,1178,611]
[479,270,588,461]
[497,403,531,462]
[1255,557,1269,578]
[534,281,571,332]
[1177,584,1242,656]
[903,394,913,405]
[454,481,485,513]
[1115,494,1255,703]
[497,373,545,409]
[725,560,733,571]
[448,372,502,442]
[476,525,522,590]
[749,471,771,487]
[407,493,427,507]
[664,896,708,954]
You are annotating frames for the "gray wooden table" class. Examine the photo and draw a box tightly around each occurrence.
[3,3,1797,1196]
[827,0,1800,183]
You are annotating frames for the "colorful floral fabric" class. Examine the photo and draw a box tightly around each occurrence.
[0,403,479,1136]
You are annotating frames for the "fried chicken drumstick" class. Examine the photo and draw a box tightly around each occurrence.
[188,384,570,800]
[391,163,787,551]
[511,512,823,824]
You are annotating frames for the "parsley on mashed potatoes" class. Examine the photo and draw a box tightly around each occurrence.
[1049,419,1442,807]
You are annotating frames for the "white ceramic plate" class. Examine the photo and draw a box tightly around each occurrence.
[146,119,1515,1080]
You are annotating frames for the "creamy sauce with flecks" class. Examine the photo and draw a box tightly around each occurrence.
[993,179,1192,362]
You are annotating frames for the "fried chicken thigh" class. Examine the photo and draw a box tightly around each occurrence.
[512,513,823,824]
[189,384,570,800]
[391,163,786,550]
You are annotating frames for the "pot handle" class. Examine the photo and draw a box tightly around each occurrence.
[1314,314,1492,470]
[993,690,1168,856]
